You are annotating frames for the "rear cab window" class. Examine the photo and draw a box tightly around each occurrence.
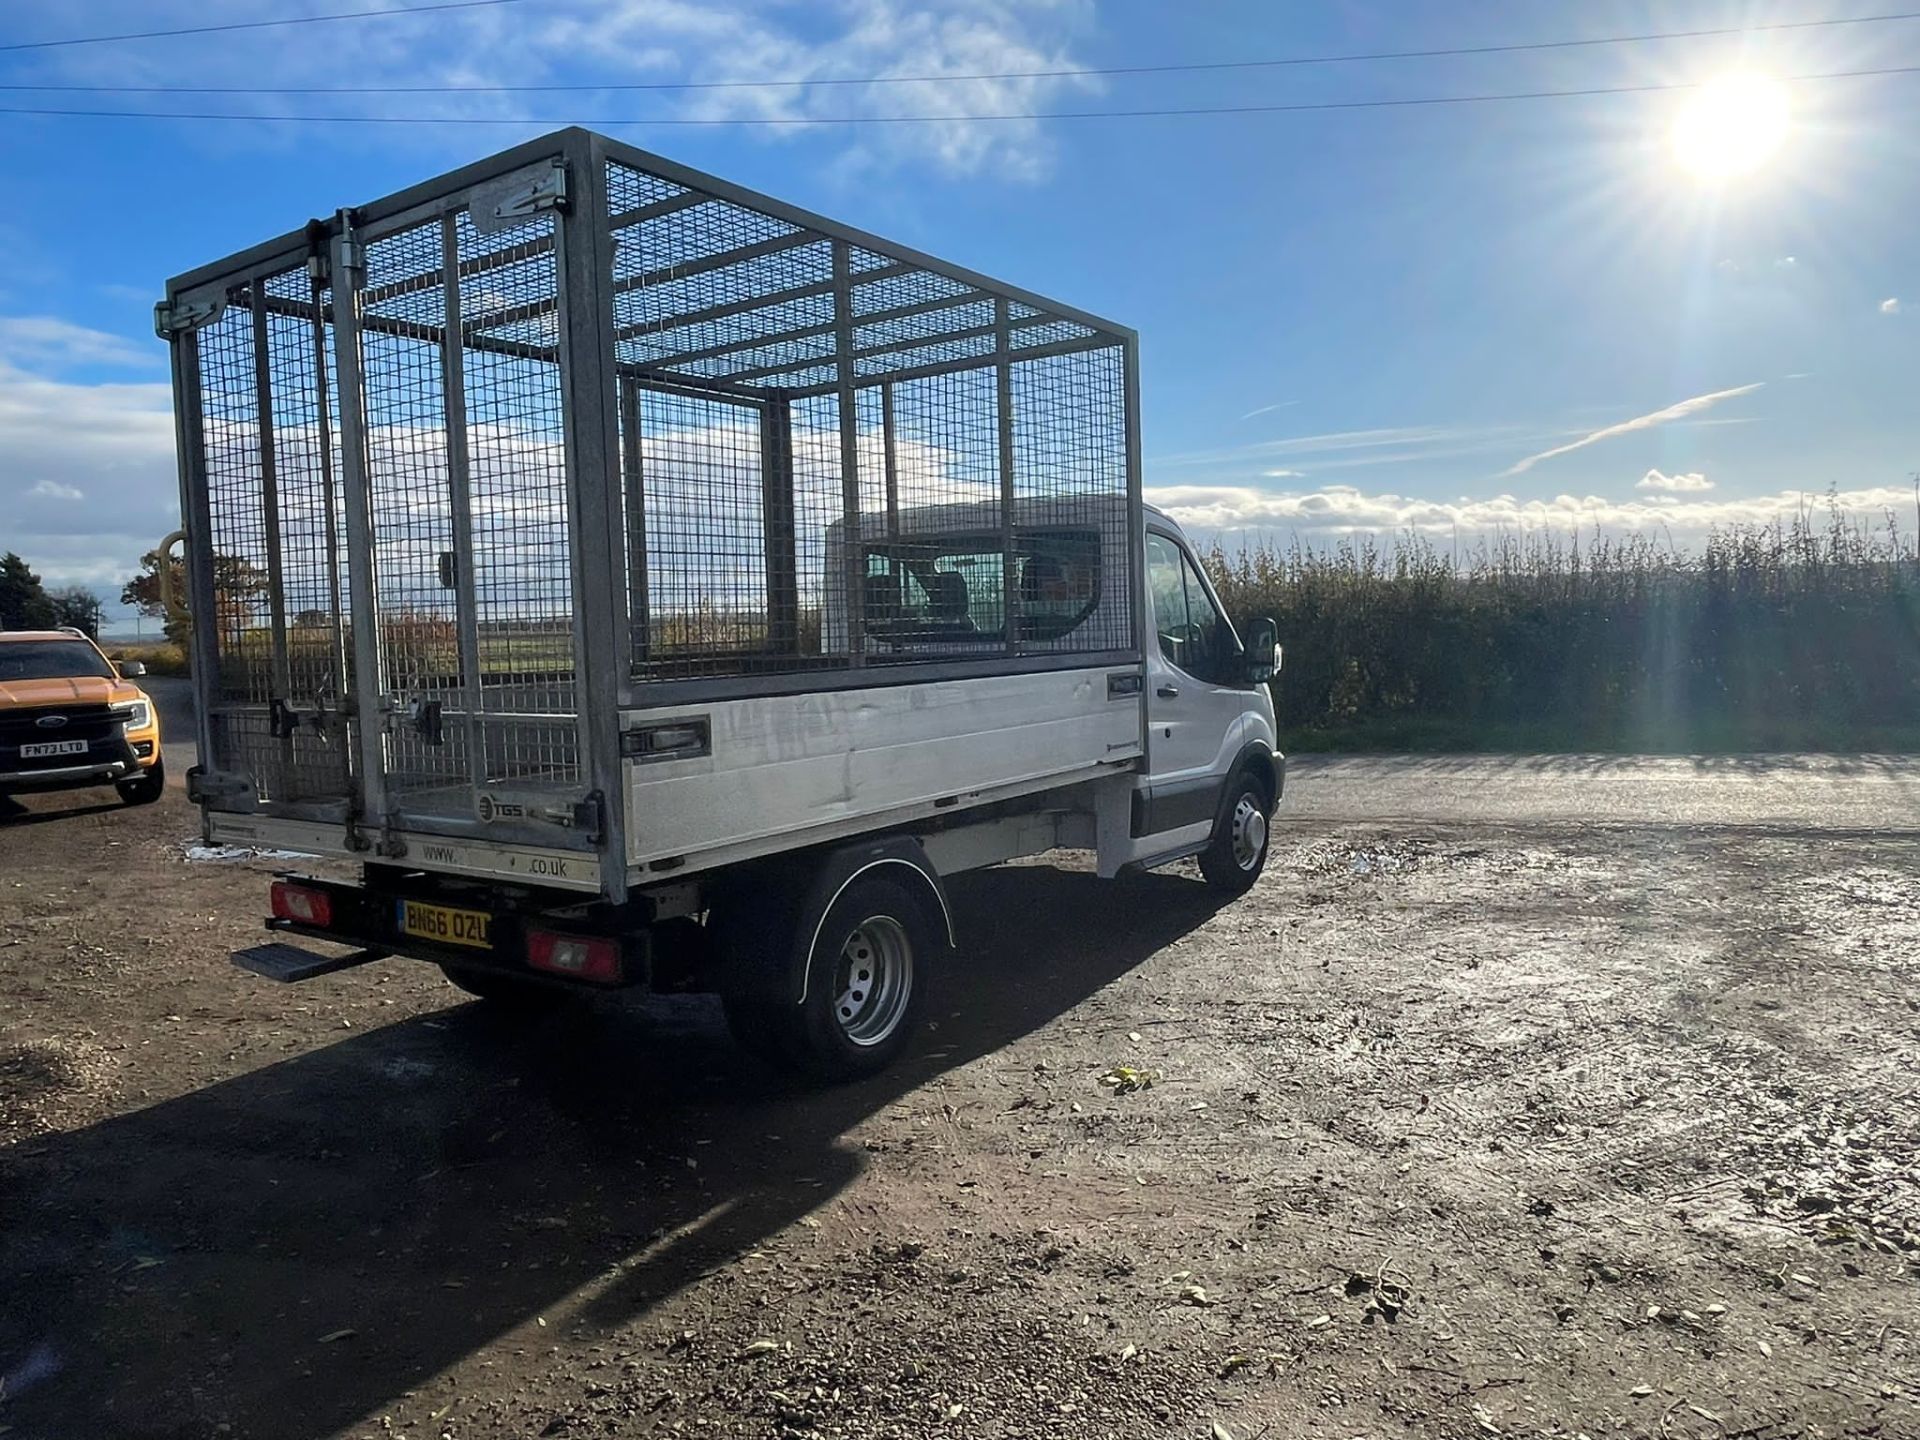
[862,529,1103,648]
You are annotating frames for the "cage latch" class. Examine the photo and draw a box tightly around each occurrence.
[153,295,225,339]
[404,697,445,745]
[568,791,606,845]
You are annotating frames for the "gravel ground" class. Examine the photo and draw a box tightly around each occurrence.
[1,755,1916,1440]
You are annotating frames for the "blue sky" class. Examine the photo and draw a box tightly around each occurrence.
[3,0,1917,618]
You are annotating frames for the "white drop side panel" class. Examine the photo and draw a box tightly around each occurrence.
[624,667,1142,870]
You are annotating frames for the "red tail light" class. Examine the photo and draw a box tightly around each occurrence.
[526,929,622,984]
[270,881,333,929]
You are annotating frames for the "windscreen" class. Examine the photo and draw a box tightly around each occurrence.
[0,641,117,682]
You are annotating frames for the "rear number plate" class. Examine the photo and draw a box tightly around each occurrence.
[20,740,88,759]
[397,899,492,950]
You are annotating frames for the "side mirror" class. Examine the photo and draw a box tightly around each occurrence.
[119,660,148,677]
[1245,617,1279,685]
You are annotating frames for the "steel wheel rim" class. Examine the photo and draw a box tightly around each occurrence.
[834,915,913,1047]
[1230,794,1267,871]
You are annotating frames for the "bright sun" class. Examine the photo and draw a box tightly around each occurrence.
[1671,74,1792,181]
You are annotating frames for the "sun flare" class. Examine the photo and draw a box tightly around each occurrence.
[1671,73,1792,182]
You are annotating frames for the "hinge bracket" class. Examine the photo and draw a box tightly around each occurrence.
[154,296,225,339]
[469,160,569,235]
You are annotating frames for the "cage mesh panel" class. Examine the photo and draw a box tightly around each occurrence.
[1014,318,1097,350]
[790,393,850,664]
[600,156,1133,681]
[1010,345,1131,654]
[259,266,353,801]
[628,390,773,674]
[862,365,1006,661]
[359,220,476,800]
[453,208,580,788]
[193,288,292,802]
[197,297,268,708]
[851,266,975,317]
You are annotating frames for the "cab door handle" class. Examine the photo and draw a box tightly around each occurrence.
[1156,685,1180,699]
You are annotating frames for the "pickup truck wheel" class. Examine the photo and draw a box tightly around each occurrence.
[1199,773,1271,896]
[116,759,166,806]
[726,874,931,1080]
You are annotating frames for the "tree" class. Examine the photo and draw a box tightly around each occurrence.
[47,586,104,638]
[0,552,56,631]
[123,548,270,646]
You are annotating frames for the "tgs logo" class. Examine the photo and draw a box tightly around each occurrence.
[476,793,526,823]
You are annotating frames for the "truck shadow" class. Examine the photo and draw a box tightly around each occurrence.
[0,863,1221,1440]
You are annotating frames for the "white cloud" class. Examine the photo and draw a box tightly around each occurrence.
[1881,298,1902,315]
[1500,383,1765,477]
[25,1,1102,183]
[0,339,178,604]
[1146,480,1916,553]
[1240,401,1298,421]
[1635,469,1714,493]
[1152,423,1536,472]
[0,316,155,371]
[1263,468,1306,479]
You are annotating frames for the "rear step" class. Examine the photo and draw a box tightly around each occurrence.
[233,942,388,984]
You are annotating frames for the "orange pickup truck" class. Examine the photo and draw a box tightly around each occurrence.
[0,629,165,806]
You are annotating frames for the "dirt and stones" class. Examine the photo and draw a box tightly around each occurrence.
[2,768,1916,1439]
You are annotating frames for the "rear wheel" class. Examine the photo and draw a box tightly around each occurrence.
[116,758,166,807]
[439,963,569,1010]
[1198,770,1271,895]
[723,874,932,1081]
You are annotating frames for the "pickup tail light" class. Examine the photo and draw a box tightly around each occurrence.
[270,881,333,929]
[526,929,623,984]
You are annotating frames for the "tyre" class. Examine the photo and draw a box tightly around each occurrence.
[721,993,794,1064]
[1198,768,1272,896]
[723,873,933,1081]
[439,962,569,1009]
[116,758,166,806]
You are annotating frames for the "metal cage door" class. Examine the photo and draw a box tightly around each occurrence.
[332,168,594,852]
[173,265,357,820]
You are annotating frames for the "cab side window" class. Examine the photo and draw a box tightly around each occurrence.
[1147,531,1238,686]
[1178,549,1233,684]
[1146,534,1191,667]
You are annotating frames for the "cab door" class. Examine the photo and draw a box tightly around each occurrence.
[1142,528,1249,834]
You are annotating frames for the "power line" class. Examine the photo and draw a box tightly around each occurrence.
[0,7,1916,86]
[0,0,547,54]
[1,66,1916,127]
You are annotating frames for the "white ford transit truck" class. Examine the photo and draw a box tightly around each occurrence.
[156,129,1282,1078]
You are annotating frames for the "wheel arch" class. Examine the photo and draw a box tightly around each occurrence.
[707,835,955,1008]
[1224,739,1280,815]
[798,849,955,1005]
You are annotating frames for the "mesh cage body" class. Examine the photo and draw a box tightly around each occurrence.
[603,153,1135,687]
[168,130,1138,850]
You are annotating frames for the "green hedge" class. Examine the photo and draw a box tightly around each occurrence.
[1204,514,1920,752]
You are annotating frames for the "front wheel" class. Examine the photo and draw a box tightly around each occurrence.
[1198,772,1272,896]
[117,758,166,806]
[723,874,933,1081]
